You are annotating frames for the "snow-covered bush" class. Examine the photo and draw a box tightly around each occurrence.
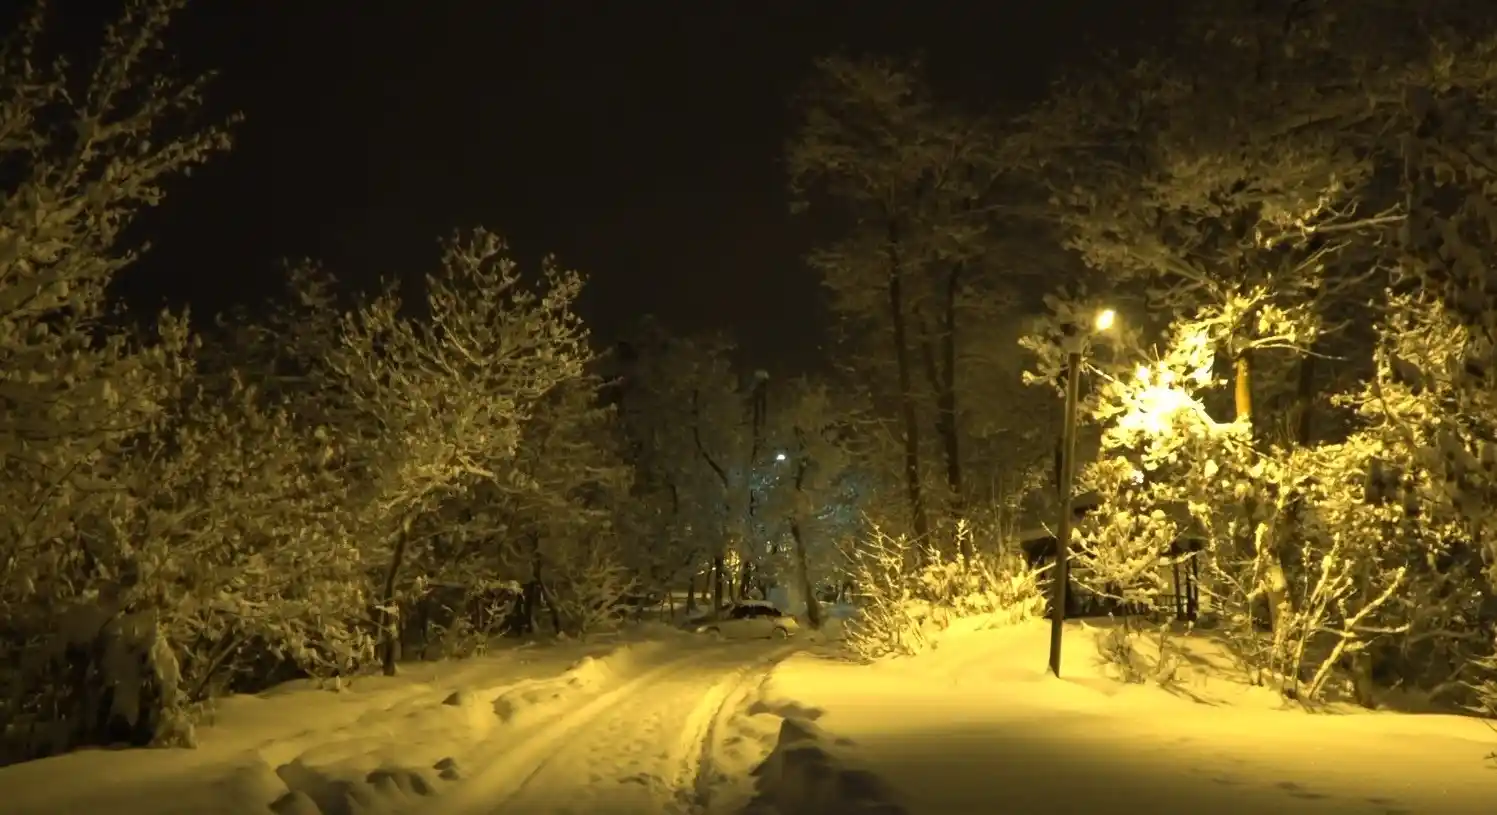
[842,521,1043,661]
[401,580,520,660]
[840,527,931,659]
[3,347,380,760]
[544,537,638,637]
[1474,644,1497,717]
[1048,299,1493,704]
[298,228,592,673]
[0,0,242,760]
[1341,293,1497,704]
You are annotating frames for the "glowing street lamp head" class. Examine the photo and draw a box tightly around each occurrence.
[775,452,787,462]
[1094,309,1116,332]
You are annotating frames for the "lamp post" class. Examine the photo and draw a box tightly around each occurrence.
[1048,308,1114,678]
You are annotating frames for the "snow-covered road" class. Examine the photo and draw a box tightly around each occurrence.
[429,639,797,815]
[0,633,801,815]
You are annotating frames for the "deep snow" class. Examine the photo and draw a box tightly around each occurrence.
[743,618,1497,814]
[2,616,1495,814]
[0,623,792,815]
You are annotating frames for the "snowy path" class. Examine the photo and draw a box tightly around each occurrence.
[429,640,797,815]
[0,632,796,815]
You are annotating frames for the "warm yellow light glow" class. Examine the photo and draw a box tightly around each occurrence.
[1135,365,1152,384]
[1190,361,1213,386]
[1118,385,1209,438]
[1095,309,1116,331]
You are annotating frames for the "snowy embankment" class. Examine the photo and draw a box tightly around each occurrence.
[740,617,1497,815]
[0,624,691,815]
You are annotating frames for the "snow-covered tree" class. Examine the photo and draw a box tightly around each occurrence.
[1010,3,1490,674]
[789,55,1002,546]
[1033,289,1488,702]
[1376,28,1497,707]
[303,228,591,674]
[616,325,756,611]
[483,374,634,637]
[0,0,236,756]
[750,377,861,626]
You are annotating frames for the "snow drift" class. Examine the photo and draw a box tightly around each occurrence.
[0,638,671,815]
[743,710,907,815]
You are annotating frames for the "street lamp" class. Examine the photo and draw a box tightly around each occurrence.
[1048,307,1115,678]
[1095,308,1115,332]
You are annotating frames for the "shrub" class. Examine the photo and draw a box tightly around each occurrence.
[842,520,1044,661]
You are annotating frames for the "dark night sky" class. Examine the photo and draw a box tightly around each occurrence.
[98,1,1171,371]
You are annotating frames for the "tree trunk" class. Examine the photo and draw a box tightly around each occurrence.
[790,518,823,629]
[937,265,965,552]
[745,374,769,594]
[788,440,824,629]
[686,573,697,612]
[917,292,966,559]
[537,577,562,635]
[515,538,545,635]
[1291,351,1317,446]
[1233,351,1254,430]
[378,524,411,677]
[711,554,725,612]
[1236,349,1295,646]
[739,555,754,600]
[690,390,734,615]
[887,218,930,546]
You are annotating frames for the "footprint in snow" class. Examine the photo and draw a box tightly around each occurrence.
[1274,780,1328,800]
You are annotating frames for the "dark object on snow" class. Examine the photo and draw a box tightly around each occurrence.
[1018,496,1202,623]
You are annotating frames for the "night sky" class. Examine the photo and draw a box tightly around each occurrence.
[98,1,1172,371]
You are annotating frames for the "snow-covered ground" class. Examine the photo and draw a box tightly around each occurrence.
[741,618,1497,814]
[0,623,796,815]
[5,615,1495,814]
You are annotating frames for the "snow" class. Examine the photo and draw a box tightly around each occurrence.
[0,626,728,815]
[3,617,1495,815]
[741,617,1497,814]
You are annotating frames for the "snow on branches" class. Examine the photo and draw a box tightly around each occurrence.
[1034,298,1490,702]
[0,0,240,758]
[1,0,234,574]
[842,520,1043,661]
[326,229,589,512]
[305,228,592,672]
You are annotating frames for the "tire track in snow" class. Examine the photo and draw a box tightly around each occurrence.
[428,643,782,815]
[670,645,797,815]
[423,649,706,815]
[424,642,795,815]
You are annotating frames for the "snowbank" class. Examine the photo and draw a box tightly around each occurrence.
[743,712,907,815]
[0,637,672,815]
[744,618,1497,814]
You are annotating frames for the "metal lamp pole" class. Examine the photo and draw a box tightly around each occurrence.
[1048,309,1113,679]
[1048,350,1082,678]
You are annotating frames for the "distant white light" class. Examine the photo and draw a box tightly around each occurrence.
[1095,308,1116,332]
[775,452,787,462]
